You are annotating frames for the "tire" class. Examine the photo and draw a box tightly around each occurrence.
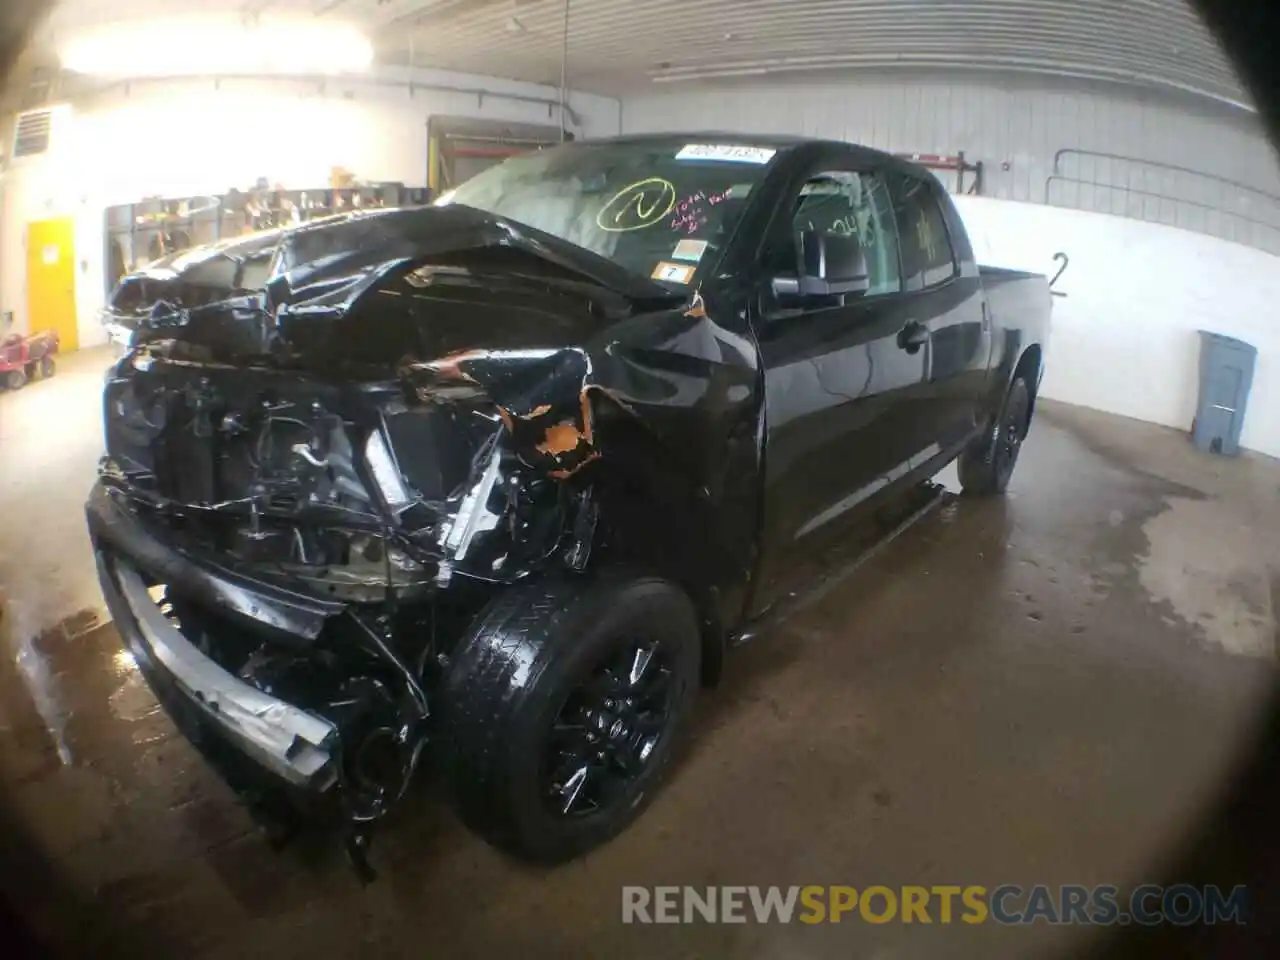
[40,356,55,379]
[5,369,27,391]
[441,573,701,863]
[958,375,1032,496]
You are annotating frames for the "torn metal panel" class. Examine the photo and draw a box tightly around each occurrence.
[109,559,338,790]
[439,436,504,563]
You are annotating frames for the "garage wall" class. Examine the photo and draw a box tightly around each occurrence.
[622,73,1280,458]
[0,67,620,348]
[955,196,1280,460]
[622,73,1280,253]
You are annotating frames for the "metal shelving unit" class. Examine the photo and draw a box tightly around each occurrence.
[103,183,432,293]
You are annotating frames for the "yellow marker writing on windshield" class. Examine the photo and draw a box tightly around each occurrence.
[596,177,677,232]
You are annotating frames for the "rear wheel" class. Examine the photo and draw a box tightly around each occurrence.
[441,573,700,862]
[5,369,27,390]
[959,376,1031,496]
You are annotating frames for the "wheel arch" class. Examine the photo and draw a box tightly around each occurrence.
[582,394,756,687]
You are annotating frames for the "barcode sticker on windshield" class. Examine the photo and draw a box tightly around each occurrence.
[676,143,776,164]
[652,261,696,284]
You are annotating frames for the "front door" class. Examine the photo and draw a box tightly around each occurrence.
[751,163,928,611]
[26,217,78,351]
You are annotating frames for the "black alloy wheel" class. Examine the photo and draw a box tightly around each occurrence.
[544,637,676,818]
[442,574,700,863]
[958,374,1032,496]
[993,377,1030,487]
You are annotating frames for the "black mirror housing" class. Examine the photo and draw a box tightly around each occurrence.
[796,231,870,296]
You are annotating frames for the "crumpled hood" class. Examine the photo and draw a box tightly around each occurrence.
[127,204,682,361]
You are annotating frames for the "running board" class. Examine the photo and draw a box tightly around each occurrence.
[732,481,952,646]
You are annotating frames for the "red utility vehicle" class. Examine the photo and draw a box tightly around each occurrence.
[0,330,59,390]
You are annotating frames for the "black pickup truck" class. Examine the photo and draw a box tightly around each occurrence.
[87,134,1054,872]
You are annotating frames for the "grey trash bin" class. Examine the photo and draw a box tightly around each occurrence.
[1192,330,1257,456]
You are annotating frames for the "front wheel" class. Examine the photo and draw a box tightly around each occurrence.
[40,356,55,379]
[441,573,701,863]
[958,376,1031,496]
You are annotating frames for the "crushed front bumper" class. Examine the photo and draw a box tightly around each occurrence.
[87,483,344,795]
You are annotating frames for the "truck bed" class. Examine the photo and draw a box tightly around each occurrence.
[979,265,1053,355]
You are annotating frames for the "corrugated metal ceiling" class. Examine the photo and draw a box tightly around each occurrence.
[32,0,1248,109]
[373,0,1246,108]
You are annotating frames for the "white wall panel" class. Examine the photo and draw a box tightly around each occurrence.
[955,196,1280,459]
[622,74,1280,252]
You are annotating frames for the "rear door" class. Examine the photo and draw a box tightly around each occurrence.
[751,154,929,608]
[889,172,990,453]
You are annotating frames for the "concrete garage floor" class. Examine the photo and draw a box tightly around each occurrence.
[1,348,1278,959]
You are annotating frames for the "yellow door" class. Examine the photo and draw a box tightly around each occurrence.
[26,217,78,352]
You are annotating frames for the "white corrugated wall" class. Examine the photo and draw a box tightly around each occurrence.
[621,73,1280,254]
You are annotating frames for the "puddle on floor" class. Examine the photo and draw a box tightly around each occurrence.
[1139,496,1276,658]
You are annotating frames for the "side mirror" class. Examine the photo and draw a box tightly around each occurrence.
[800,230,869,295]
[771,231,870,299]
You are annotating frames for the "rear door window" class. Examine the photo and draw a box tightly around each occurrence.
[893,175,958,290]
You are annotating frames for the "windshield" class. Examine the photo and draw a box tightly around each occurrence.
[436,139,780,287]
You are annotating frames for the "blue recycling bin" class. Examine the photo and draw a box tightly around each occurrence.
[1192,331,1257,456]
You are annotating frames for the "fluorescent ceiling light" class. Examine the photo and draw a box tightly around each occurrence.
[60,16,373,78]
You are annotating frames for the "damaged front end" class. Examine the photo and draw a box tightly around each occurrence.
[88,207,677,870]
[91,344,604,850]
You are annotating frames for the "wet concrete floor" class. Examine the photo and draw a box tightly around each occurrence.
[1,354,1278,958]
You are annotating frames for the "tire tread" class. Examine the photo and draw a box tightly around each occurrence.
[441,573,697,861]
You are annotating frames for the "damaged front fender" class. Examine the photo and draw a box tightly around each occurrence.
[403,346,601,480]
[388,282,765,639]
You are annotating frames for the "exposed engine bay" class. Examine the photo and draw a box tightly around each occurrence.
[97,339,603,842]
[101,346,593,600]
